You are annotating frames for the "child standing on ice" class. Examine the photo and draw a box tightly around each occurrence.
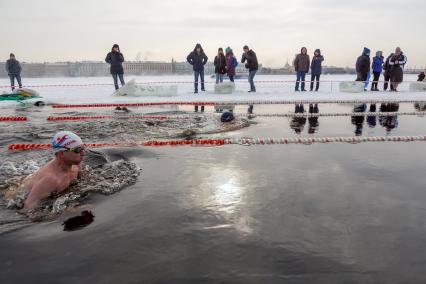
[214,48,227,84]
[225,47,238,82]
[371,51,384,91]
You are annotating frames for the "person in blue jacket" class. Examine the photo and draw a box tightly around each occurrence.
[187,43,208,94]
[371,51,384,91]
[310,49,324,91]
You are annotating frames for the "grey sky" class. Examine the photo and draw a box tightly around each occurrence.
[1,0,425,68]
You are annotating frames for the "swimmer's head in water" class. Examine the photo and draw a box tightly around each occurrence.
[52,131,85,163]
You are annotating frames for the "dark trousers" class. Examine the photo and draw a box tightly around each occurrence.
[383,74,394,91]
[371,72,381,90]
[310,74,320,91]
[194,70,205,92]
[295,71,307,91]
[112,73,125,90]
[229,75,234,82]
[248,70,257,91]
[9,74,22,90]
[356,72,368,82]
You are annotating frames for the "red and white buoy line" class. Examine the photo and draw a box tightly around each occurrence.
[3,111,426,123]
[0,116,28,121]
[46,115,194,121]
[7,135,426,151]
[51,99,426,109]
[43,111,426,121]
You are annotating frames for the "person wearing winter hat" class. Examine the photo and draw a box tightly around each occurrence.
[105,44,125,90]
[294,47,310,91]
[310,49,324,91]
[355,47,371,90]
[6,53,22,90]
[371,51,384,91]
[225,47,238,82]
[187,43,208,94]
[23,131,86,209]
[187,43,208,112]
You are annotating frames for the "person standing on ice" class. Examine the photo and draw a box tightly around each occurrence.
[355,47,371,90]
[105,44,125,90]
[6,53,22,90]
[310,49,324,91]
[383,53,394,91]
[214,48,227,84]
[371,51,384,91]
[187,43,208,94]
[225,47,238,82]
[293,47,310,91]
[418,70,425,82]
[389,47,407,92]
[241,45,258,92]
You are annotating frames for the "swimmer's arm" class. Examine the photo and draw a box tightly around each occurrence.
[24,177,58,209]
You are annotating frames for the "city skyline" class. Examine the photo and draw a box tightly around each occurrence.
[1,0,425,68]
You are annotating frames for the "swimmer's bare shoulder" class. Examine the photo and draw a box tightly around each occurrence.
[23,172,60,209]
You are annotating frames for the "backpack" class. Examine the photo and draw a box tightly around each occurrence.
[232,56,238,67]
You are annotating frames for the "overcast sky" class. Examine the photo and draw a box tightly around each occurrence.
[1,0,425,68]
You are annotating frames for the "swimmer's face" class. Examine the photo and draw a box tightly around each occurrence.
[58,149,85,164]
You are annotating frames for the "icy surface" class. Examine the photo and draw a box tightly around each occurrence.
[0,75,424,107]
[113,79,178,97]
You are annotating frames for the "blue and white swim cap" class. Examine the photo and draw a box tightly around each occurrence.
[52,131,83,151]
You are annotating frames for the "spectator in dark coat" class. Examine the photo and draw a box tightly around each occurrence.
[214,48,227,84]
[187,43,208,94]
[241,45,258,92]
[293,47,310,91]
[105,44,125,90]
[418,71,425,82]
[356,47,371,83]
[389,47,407,91]
[310,49,324,91]
[225,47,238,82]
[5,53,22,90]
[383,54,394,91]
[371,51,384,91]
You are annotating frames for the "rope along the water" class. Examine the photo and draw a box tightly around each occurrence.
[51,100,426,108]
[44,111,426,121]
[8,136,426,150]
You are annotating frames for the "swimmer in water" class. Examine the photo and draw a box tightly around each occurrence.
[23,131,86,209]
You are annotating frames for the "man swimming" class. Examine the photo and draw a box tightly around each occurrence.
[23,131,86,209]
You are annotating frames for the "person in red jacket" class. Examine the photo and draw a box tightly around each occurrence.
[225,47,238,82]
